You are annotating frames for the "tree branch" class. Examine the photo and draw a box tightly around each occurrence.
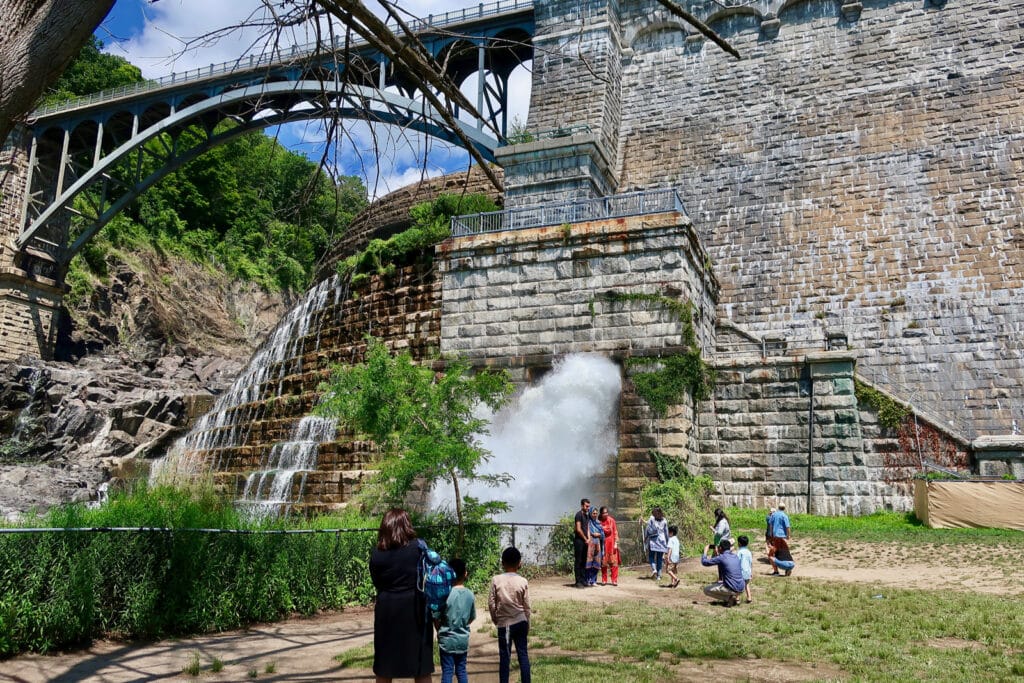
[653,0,742,60]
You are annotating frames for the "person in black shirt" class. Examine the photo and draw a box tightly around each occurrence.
[572,498,591,588]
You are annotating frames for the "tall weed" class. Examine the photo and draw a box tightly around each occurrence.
[0,486,516,657]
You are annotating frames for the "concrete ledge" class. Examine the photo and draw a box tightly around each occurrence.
[973,435,1024,453]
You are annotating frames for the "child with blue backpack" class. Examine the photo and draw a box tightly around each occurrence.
[434,558,476,683]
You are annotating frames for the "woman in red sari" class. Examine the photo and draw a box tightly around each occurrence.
[598,506,620,586]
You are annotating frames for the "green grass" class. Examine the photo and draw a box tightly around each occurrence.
[532,656,676,681]
[182,652,201,676]
[334,643,374,668]
[532,574,1024,681]
[726,508,1024,544]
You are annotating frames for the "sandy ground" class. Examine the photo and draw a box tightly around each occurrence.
[2,537,1021,682]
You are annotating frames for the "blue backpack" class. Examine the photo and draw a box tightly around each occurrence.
[417,540,456,617]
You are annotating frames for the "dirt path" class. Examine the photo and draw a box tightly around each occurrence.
[2,538,1021,682]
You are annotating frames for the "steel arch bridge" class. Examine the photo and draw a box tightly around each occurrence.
[13,0,534,272]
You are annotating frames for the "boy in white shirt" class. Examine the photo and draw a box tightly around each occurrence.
[666,525,681,588]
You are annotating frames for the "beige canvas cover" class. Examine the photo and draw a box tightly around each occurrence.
[914,479,1024,530]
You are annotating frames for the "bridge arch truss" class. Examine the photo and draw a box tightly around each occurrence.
[14,6,534,271]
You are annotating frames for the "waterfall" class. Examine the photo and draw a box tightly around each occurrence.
[4,368,46,458]
[431,353,623,523]
[150,274,345,486]
[237,415,338,516]
[9,368,45,443]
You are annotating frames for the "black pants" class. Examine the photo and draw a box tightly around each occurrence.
[573,536,587,585]
[497,620,530,683]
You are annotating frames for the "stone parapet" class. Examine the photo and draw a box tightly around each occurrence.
[973,436,1024,479]
[438,211,717,359]
[497,133,617,208]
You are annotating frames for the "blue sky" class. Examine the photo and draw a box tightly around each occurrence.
[95,0,530,196]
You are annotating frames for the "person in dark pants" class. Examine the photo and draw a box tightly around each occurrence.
[488,547,531,683]
[368,507,433,683]
[572,498,591,588]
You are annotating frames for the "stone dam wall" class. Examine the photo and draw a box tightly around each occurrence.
[607,0,1024,436]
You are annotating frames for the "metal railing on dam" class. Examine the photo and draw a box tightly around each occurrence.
[30,0,535,119]
[450,188,689,237]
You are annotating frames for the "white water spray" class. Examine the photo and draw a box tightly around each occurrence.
[432,354,622,523]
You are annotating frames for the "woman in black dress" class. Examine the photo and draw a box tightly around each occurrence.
[369,507,433,682]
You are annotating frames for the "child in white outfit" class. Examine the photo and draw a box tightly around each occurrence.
[665,525,681,588]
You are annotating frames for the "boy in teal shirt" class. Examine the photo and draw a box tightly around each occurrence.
[434,558,476,683]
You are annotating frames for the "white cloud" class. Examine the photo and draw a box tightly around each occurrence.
[273,118,471,198]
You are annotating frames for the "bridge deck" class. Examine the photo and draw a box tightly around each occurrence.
[30,0,534,122]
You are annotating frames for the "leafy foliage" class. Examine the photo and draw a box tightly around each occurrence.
[316,337,513,551]
[55,36,368,294]
[338,193,498,286]
[639,466,716,555]
[0,485,507,657]
[854,380,910,430]
[599,291,715,415]
[40,36,144,107]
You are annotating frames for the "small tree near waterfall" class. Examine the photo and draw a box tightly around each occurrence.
[316,337,514,553]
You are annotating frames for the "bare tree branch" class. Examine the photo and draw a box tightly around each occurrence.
[653,0,742,60]
[311,0,503,192]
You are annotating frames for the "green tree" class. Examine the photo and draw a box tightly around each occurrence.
[41,36,144,106]
[316,337,513,553]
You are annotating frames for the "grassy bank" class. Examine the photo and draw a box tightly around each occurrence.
[726,508,1024,544]
[530,570,1024,681]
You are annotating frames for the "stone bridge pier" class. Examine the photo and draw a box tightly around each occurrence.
[0,129,63,362]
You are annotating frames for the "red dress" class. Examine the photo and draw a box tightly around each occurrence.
[600,515,619,578]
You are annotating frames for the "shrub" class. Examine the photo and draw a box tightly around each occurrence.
[639,470,716,555]
[0,486,512,656]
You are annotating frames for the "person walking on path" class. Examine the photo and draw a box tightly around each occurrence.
[434,558,476,683]
[644,507,670,582]
[368,508,434,683]
[700,539,746,607]
[765,507,776,557]
[598,506,620,586]
[573,498,591,588]
[488,547,532,683]
[665,525,681,588]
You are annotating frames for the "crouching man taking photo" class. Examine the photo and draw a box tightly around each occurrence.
[700,539,746,607]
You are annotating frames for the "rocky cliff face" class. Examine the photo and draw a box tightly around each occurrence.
[0,248,289,519]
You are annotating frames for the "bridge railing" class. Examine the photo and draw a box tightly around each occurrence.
[450,187,689,237]
[31,0,534,120]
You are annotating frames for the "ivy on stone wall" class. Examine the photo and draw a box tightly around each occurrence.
[337,193,498,288]
[593,291,714,416]
[854,379,910,430]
